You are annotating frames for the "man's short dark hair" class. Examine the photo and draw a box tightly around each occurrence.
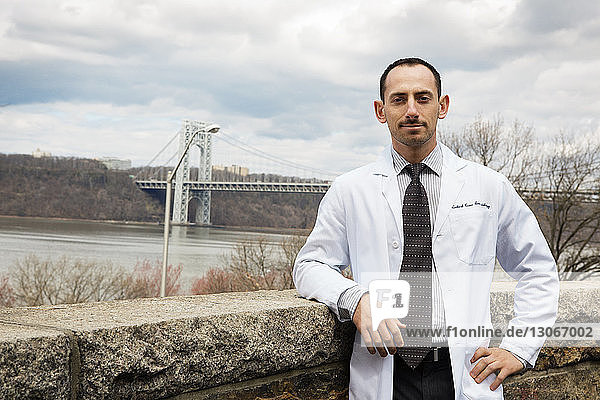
[379,57,442,102]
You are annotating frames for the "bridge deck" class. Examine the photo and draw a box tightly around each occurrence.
[136,180,330,193]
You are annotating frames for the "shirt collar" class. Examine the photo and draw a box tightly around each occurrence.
[391,143,443,176]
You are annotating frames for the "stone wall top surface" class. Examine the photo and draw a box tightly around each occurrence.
[2,282,597,332]
[490,280,600,326]
[0,290,314,331]
[0,321,66,341]
[491,280,600,291]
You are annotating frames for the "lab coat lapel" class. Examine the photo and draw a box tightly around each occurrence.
[374,146,404,239]
[433,144,466,238]
[381,173,403,239]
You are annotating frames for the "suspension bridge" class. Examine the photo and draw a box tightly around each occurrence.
[135,120,337,225]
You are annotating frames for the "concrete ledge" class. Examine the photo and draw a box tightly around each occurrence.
[491,281,600,326]
[0,290,354,399]
[504,360,600,399]
[0,282,598,399]
[0,322,71,399]
[169,362,349,400]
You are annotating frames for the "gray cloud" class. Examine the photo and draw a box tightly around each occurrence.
[512,0,600,34]
[1,0,599,175]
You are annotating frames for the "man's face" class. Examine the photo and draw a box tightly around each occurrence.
[374,64,449,152]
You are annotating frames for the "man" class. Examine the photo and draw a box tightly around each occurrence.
[293,58,559,399]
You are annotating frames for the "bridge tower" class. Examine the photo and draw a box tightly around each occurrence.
[172,120,218,225]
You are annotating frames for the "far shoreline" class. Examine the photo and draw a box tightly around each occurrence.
[0,214,311,236]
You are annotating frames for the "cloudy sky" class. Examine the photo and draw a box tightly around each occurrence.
[1,0,599,178]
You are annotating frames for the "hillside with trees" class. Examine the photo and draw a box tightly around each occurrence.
[211,191,321,229]
[0,154,163,221]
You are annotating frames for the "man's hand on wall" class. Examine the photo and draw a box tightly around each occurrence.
[469,347,524,391]
[352,293,406,357]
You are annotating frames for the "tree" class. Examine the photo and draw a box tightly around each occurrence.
[0,274,15,308]
[278,235,308,289]
[0,154,163,221]
[8,255,183,306]
[441,115,535,190]
[190,268,238,295]
[191,234,308,295]
[124,259,183,298]
[225,237,273,290]
[464,114,503,167]
[11,255,131,306]
[528,134,600,280]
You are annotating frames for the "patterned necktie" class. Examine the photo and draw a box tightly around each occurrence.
[396,163,433,368]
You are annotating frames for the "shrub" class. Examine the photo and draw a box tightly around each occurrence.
[11,254,130,306]
[0,274,15,307]
[191,235,307,295]
[124,259,182,298]
[5,254,183,307]
[190,268,239,294]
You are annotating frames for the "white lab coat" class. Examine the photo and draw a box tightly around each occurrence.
[293,143,559,400]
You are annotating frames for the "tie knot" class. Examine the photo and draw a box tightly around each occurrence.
[405,163,425,181]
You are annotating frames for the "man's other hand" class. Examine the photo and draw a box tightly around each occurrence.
[470,347,524,391]
[352,293,406,357]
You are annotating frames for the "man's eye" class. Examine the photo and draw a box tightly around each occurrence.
[418,96,431,102]
[392,97,406,103]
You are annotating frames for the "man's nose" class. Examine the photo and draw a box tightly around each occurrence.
[406,98,419,118]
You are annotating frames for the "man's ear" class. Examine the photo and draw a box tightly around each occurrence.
[374,100,386,123]
[438,95,450,119]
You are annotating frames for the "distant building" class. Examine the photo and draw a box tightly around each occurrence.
[226,164,249,176]
[32,148,52,158]
[213,164,249,176]
[98,157,132,170]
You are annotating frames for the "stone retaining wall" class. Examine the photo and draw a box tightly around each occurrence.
[0,282,598,399]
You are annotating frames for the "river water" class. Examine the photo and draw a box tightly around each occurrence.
[0,216,293,289]
[4,216,591,292]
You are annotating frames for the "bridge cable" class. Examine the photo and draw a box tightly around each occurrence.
[215,131,341,177]
[136,130,180,180]
[144,130,180,167]
[215,135,335,177]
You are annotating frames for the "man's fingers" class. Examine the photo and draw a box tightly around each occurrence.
[469,357,490,379]
[470,346,491,363]
[474,361,499,383]
[489,370,508,391]
[354,298,405,357]
[370,330,389,357]
[377,321,397,354]
[361,329,377,354]
[384,319,404,349]
[357,315,390,357]
[469,347,524,391]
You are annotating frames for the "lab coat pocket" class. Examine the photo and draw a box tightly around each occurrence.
[449,209,495,265]
[461,348,503,400]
